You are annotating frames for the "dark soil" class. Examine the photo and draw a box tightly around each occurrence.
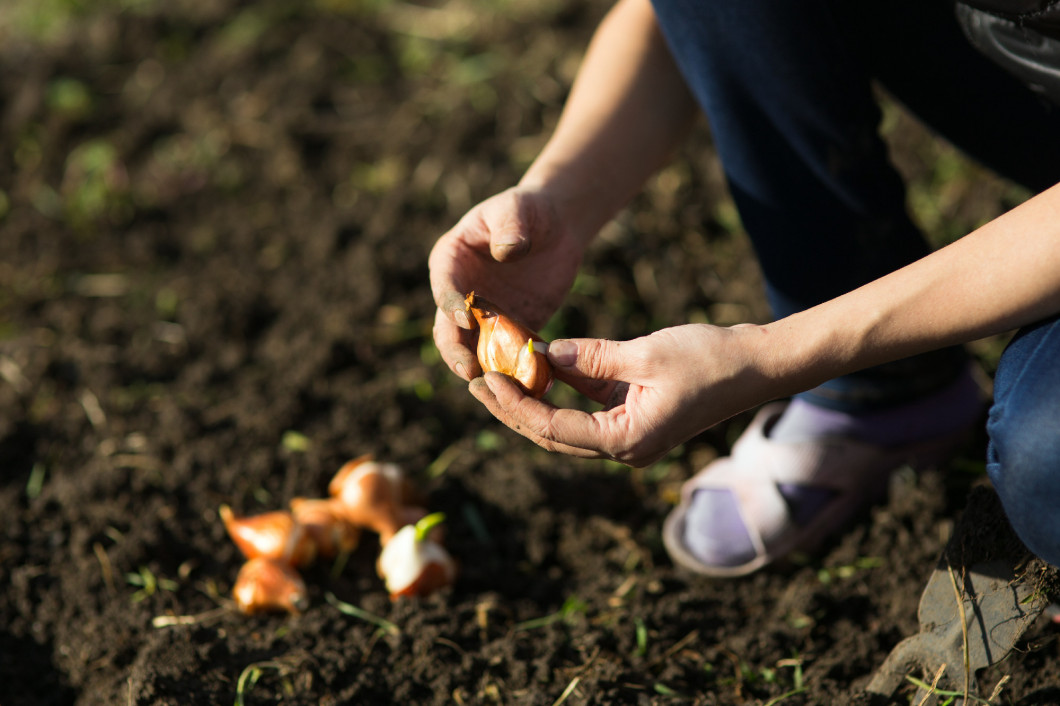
[1,1,1057,704]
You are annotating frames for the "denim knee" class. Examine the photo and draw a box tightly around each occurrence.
[986,319,1060,568]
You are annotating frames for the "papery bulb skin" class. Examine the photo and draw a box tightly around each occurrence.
[390,560,453,599]
[219,505,316,567]
[289,497,361,558]
[464,292,553,398]
[233,557,309,615]
[328,455,405,542]
[377,523,457,599]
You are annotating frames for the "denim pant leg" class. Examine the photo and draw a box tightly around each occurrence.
[650,0,1060,411]
[987,316,1060,568]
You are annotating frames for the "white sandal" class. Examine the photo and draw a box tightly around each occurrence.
[663,402,972,577]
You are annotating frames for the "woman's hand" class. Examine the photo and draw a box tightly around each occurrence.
[429,0,700,387]
[429,186,589,383]
[469,324,777,467]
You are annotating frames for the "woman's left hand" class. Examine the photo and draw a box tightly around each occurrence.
[469,323,775,467]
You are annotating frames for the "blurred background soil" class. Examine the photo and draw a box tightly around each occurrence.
[0,0,1056,704]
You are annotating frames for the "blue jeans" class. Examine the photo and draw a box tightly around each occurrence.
[987,317,1060,567]
[652,0,1060,565]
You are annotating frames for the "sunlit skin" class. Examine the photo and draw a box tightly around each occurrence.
[428,0,696,388]
[429,0,1060,467]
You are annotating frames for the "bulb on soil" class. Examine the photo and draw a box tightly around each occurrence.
[377,513,456,599]
[464,291,553,398]
[219,505,316,567]
[232,557,309,615]
[289,497,361,558]
[328,454,411,543]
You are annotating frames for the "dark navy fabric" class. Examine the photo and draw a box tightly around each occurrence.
[649,0,1060,564]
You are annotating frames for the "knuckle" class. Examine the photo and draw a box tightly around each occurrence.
[579,339,618,378]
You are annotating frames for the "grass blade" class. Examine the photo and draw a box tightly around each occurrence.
[324,592,401,636]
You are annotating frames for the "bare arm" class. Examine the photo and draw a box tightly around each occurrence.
[519,0,699,241]
[765,181,1060,397]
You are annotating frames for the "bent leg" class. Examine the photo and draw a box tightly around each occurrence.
[651,0,927,309]
[652,0,1060,575]
[650,0,1060,409]
[987,316,1060,568]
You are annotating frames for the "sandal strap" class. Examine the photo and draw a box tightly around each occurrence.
[683,402,894,496]
[679,402,905,557]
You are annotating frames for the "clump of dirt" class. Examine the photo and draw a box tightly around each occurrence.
[0,1,1056,704]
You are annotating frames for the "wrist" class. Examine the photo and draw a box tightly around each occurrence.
[722,323,806,405]
[518,162,619,249]
[757,304,878,399]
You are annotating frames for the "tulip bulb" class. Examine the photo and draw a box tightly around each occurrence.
[328,455,407,543]
[377,513,456,599]
[233,557,309,615]
[397,505,431,537]
[464,291,553,398]
[219,505,316,568]
[289,497,361,558]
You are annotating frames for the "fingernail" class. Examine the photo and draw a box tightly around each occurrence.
[494,232,525,249]
[455,362,469,381]
[454,309,471,329]
[493,237,528,259]
[548,340,577,367]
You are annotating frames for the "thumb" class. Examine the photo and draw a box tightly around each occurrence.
[547,338,633,382]
[438,290,474,329]
[489,222,531,262]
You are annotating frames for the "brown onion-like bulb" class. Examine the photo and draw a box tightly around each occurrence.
[232,557,308,615]
[289,497,361,559]
[219,505,316,568]
[464,291,553,398]
[328,455,406,543]
[376,513,456,599]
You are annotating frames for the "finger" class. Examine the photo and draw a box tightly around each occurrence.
[489,192,534,262]
[485,371,641,462]
[550,367,622,406]
[547,338,635,383]
[427,241,476,329]
[489,219,531,262]
[435,289,474,330]
[479,375,662,467]
[480,372,645,463]
[434,307,480,381]
[470,375,611,459]
[546,338,638,404]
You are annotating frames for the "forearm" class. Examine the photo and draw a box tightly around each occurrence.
[759,182,1060,397]
[519,0,698,242]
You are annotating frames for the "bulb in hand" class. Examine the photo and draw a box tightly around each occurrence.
[464,291,553,398]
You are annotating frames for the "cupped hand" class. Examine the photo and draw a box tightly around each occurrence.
[468,324,776,467]
[429,186,587,382]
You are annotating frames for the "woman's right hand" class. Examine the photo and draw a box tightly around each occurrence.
[430,0,699,385]
[428,186,588,382]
